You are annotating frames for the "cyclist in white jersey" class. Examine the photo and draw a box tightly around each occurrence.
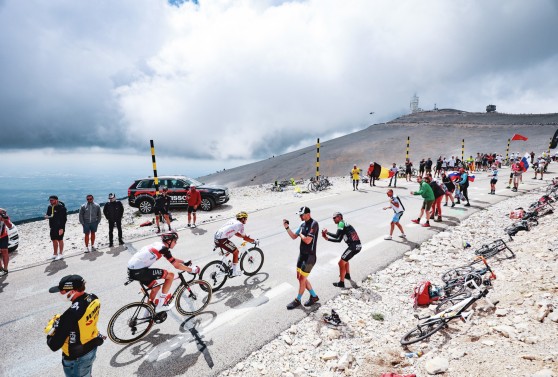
[214,211,256,277]
[127,231,199,312]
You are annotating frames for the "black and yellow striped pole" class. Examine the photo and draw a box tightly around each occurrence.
[316,138,320,179]
[150,140,160,194]
[461,139,465,164]
[406,136,410,160]
[506,138,510,163]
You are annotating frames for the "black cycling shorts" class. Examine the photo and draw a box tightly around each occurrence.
[214,238,237,254]
[296,254,316,277]
[128,268,167,285]
[341,243,362,262]
[50,228,65,241]
[490,178,498,184]
[155,207,169,216]
[0,236,8,249]
[187,206,197,214]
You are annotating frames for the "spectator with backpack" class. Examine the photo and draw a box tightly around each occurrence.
[383,189,406,240]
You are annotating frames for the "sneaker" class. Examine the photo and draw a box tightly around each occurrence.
[384,235,392,240]
[48,255,57,260]
[411,219,420,224]
[399,234,407,238]
[187,224,191,228]
[437,217,442,222]
[464,203,470,207]
[84,246,90,253]
[443,203,448,207]
[55,255,64,260]
[304,295,320,307]
[0,269,6,277]
[506,186,511,189]
[156,227,161,233]
[451,202,455,207]
[344,273,351,280]
[155,301,174,313]
[286,299,301,310]
[91,245,96,252]
[119,239,125,245]
[192,224,197,228]
[109,242,114,247]
[422,222,430,227]
[231,269,243,277]
[332,281,345,288]
[323,311,342,326]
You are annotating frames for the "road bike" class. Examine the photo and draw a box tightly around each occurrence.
[473,238,515,260]
[107,270,212,344]
[308,176,332,192]
[199,241,264,291]
[401,285,496,345]
[441,256,496,296]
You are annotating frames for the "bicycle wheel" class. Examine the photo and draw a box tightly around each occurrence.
[441,265,475,283]
[400,318,448,345]
[435,291,472,314]
[107,302,154,344]
[176,280,213,316]
[308,182,317,192]
[240,247,264,276]
[199,261,229,291]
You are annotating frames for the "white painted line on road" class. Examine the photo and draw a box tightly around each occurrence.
[328,236,385,265]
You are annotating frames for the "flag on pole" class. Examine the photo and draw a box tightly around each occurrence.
[511,134,528,141]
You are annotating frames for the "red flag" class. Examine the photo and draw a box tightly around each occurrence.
[511,134,528,141]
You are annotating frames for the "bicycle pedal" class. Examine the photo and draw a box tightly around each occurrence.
[154,312,168,324]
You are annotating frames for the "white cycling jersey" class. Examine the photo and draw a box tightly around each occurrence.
[127,242,173,269]
[214,220,245,240]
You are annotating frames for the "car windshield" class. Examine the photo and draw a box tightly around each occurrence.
[185,178,203,187]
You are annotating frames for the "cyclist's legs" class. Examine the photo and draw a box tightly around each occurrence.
[215,238,240,269]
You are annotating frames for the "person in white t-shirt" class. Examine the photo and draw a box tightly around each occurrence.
[382,189,406,240]
[214,211,256,276]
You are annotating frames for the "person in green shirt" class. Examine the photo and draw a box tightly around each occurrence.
[410,175,435,227]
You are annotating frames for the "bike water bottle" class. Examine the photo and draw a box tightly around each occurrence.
[405,351,423,358]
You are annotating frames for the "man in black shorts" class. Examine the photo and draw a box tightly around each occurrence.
[322,212,362,288]
[283,206,320,309]
[154,186,172,233]
[45,195,67,260]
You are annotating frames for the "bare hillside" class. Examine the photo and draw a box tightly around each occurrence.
[199,110,558,187]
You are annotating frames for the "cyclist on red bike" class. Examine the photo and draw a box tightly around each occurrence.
[214,211,256,277]
[127,231,199,313]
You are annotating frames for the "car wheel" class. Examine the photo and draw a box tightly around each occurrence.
[138,199,154,214]
[8,245,18,253]
[200,197,215,211]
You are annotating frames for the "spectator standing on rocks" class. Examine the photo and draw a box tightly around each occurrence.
[489,164,498,194]
[0,208,14,276]
[410,176,434,227]
[47,274,104,377]
[350,164,361,190]
[405,159,413,182]
[366,162,375,187]
[154,186,172,233]
[322,212,362,288]
[187,185,202,228]
[103,193,124,247]
[382,190,406,240]
[283,206,320,309]
[45,195,67,260]
[79,195,101,253]
[388,163,398,187]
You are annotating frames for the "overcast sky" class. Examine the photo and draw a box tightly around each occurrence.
[1,0,558,176]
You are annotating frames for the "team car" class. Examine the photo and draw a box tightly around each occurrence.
[8,225,19,252]
[128,176,229,214]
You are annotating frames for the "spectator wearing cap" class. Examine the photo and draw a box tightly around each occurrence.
[351,164,361,190]
[0,208,14,276]
[103,193,124,247]
[45,195,67,261]
[47,275,103,377]
[510,159,522,192]
[388,162,398,187]
[283,206,320,309]
[457,168,471,206]
[79,195,102,253]
[366,162,375,187]
[154,187,172,233]
[187,185,202,228]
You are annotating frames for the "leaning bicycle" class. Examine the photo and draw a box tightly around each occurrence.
[199,241,264,291]
[107,270,212,344]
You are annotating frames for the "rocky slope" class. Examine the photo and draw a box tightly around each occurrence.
[218,186,558,377]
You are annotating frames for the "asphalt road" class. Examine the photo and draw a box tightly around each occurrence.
[0,171,551,377]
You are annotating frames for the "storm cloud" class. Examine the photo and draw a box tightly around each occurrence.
[1,0,558,161]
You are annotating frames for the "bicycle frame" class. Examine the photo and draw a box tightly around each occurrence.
[126,270,195,305]
[213,241,253,267]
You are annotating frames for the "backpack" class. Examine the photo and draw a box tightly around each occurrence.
[412,281,440,308]
[396,196,405,211]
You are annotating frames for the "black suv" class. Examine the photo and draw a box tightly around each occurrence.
[128,176,229,214]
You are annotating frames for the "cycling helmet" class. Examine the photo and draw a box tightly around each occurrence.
[161,231,179,243]
[296,206,311,215]
[236,211,248,220]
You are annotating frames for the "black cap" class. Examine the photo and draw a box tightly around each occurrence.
[296,206,311,215]
[49,275,85,293]
[49,195,58,200]
[108,193,115,199]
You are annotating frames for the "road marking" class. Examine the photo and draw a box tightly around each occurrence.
[329,236,385,265]
[145,282,293,362]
